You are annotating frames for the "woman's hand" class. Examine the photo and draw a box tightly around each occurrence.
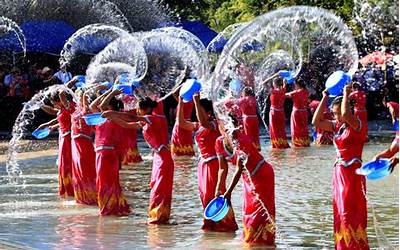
[101,110,115,119]
[214,189,222,198]
[223,190,232,205]
[343,84,352,96]
[389,157,398,173]
[37,124,47,130]
[192,92,200,102]
[322,89,329,97]
[49,125,58,131]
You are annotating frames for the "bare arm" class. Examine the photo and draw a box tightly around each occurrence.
[89,89,111,113]
[177,97,194,131]
[223,157,244,202]
[66,77,78,89]
[102,110,142,123]
[41,104,58,116]
[99,89,121,112]
[109,116,141,129]
[192,93,212,130]
[215,156,229,197]
[59,90,69,110]
[342,85,360,130]
[312,89,335,132]
[37,118,58,130]
[261,72,279,86]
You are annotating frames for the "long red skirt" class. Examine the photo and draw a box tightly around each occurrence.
[243,162,275,245]
[243,116,261,150]
[333,163,369,249]
[71,137,97,205]
[96,149,131,216]
[198,158,238,232]
[269,109,290,148]
[171,123,194,157]
[121,128,143,165]
[148,148,174,224]
[290,109,310,147]
[58,134,74,197]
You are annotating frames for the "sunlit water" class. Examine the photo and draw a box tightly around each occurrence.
[0,135,398,249]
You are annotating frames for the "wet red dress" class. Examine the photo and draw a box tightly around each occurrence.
[238,96,260,150]
[287,88,310,147]
[120,110,142,165]
[57,102,76,198]
[309,100,334,145]
[142,114,174,224]
[95,120,130,216]
[71,106,97,205]
[215,132,275,245]
[332,119,368,249]
[194,120,238,231]
[269,88,290,148]
[171,101,194,157]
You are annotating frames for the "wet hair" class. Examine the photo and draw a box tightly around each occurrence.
[331,96,343,108]
[352,81,361,90]
[138,97,158,110]
[242,86,255,96]
[109,97,123,111]
[273,77,284,87]
[199,99,214,115]
[295,78,306,89]
[50,91,73,103]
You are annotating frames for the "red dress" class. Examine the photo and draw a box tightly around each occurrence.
[71,106,97,205]
[287,88,310,147]
[171,101,194,156]
[333,119,368,249]
[269,88,290,148]
[142,115,174,224]
[215,132,275,245]
[349,90,368,140]
[120,110,142,165]
[386,102,399,118]
[57,103,75,198]
[194,120,238,231]
[95,120,130,216]
[152,100,169,144]
[309,100,334,145]
[238,96,260,150]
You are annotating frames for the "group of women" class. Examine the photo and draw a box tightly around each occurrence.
[37,72,398,248]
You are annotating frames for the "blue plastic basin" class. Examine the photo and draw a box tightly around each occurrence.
[75,81,85,88]
[113,84,133,95]
[393,119,399,132]
[179,79,202,103]
[32,127,50,139]
[229,79,241,95]
[325,71,352,97]
[75,75,86,83]
[204,196,229,222]
[279,70,295,84]
[356,158,391,181]
[83,113,107,126]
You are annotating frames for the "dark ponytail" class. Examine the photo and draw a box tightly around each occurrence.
[138,97,158,110]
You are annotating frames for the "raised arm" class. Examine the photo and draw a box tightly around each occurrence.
[312,89,335,132]
[193,93,212,129]
[341,84,360,130]
[177,97,194,131]
[89,89,110,113]
[99,89,121,112]
[261,72,279,86]
[41,104,58,116]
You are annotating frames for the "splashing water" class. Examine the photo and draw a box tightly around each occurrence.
[59,24,130,71]
[0,16,26,59]
[5,85,76,188]
[86,35,148,84]
[211,6,358,127]
[137,28,209,97]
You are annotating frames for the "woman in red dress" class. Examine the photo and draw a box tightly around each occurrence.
[309,99,334,145]
[70,91,97,204]
[312,86,368,249]
[177,93,238,231]
[90,89,131,216]
[349,82,368,140]
[215,118,275,246]
[103,97,174,224]
[171,101,195,157]
[238,86,260,150]
[38,89,75,198]
[269,78,290,148]
[285,80,310,147]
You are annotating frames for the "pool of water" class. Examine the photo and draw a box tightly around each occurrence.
[0,136,398,249]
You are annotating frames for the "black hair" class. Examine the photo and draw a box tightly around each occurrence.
[242,86,255,96]
[109,97,123,111]
[295,78,306,89]
[199,99,214,115]
[331,96,343,107]
[50,92,60,102]
[138,97,158,110]
[273,77,284,87]
[228,112,240,127]
[352,81,362,90]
